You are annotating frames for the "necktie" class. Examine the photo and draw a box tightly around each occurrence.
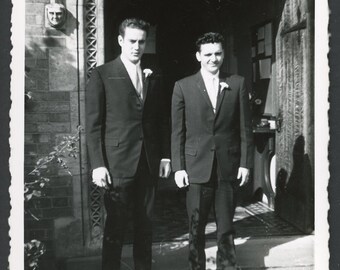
[211,77,219,113]
[135,68,143,100]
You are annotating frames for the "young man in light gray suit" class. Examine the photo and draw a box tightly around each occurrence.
[86,18,171,270]
[171,32,253,270]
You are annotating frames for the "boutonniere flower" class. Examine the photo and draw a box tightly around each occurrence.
[143,69,153,78]
[220,82,230,91]
[254,98,262,105]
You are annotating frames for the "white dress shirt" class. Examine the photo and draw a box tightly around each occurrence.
[200,69,220,113]
[120,55,143,99]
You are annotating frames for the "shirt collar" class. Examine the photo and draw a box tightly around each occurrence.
[120,54,141,71]
[200,68,219,82]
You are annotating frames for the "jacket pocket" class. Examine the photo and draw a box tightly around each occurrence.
[185,147,197,156]
[228,145,240,154]
[105,138,119,147]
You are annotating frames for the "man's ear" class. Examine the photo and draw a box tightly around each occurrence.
[118,35,123,47]
[196,51,201,62]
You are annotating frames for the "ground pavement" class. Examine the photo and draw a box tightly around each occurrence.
[66,187,314,270]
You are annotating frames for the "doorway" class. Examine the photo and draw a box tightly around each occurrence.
[103,0,241,109]
[84,0,314,251]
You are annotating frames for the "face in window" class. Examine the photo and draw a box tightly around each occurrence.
[196,42,224,75]
[46,4,66,28]
[118,27,147,64]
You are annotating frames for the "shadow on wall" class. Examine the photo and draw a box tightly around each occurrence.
[61,9,79,37]
[24,10,84,268]
[275,135,314,233]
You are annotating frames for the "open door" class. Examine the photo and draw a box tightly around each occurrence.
[274,0,314,233]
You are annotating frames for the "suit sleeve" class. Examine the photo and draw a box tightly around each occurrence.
[171,82,186,172]
[157,74,171,159]
[239,77,254,169]
[85,68,106,169]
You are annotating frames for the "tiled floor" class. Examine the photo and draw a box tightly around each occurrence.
[124,187,302,243]
[64,187,313,270]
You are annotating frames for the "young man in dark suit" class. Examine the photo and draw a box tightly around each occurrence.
[171,32,253,270]
[86,18,171,270]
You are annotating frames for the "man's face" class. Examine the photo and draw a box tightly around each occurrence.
[196,43,224,75]
[118,27,147,64]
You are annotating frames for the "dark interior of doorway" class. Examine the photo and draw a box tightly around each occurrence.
[102,0,275,207]
[104,0,245,112]
[103,0,315,235]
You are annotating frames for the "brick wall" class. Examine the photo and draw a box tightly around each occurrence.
[25,0,85,265]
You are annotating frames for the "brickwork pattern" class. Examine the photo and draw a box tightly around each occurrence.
[24,0,80,261]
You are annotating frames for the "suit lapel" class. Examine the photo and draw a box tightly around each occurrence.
[215,74,231,116]
[196,72,215,113]
[140,63,149,104]
[143,77,149,104]
[117,57,143,104]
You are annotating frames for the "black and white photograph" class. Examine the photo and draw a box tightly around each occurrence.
[9,0,330,269]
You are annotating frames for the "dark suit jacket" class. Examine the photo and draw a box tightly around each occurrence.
[171,71,253,183]
[86,56,170,179]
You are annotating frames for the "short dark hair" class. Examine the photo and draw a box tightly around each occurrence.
[195,32,224,51]
[119,18,150,37]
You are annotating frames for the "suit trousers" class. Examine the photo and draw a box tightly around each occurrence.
[102,147,156,270]
[186,157,239,270]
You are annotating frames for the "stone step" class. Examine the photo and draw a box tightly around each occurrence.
[65,235,314,270]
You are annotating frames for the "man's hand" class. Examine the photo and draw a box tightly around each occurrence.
[92,167,111,188]
[237,167,250,186]
[174,170,189,188]
[159,159,171,178]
